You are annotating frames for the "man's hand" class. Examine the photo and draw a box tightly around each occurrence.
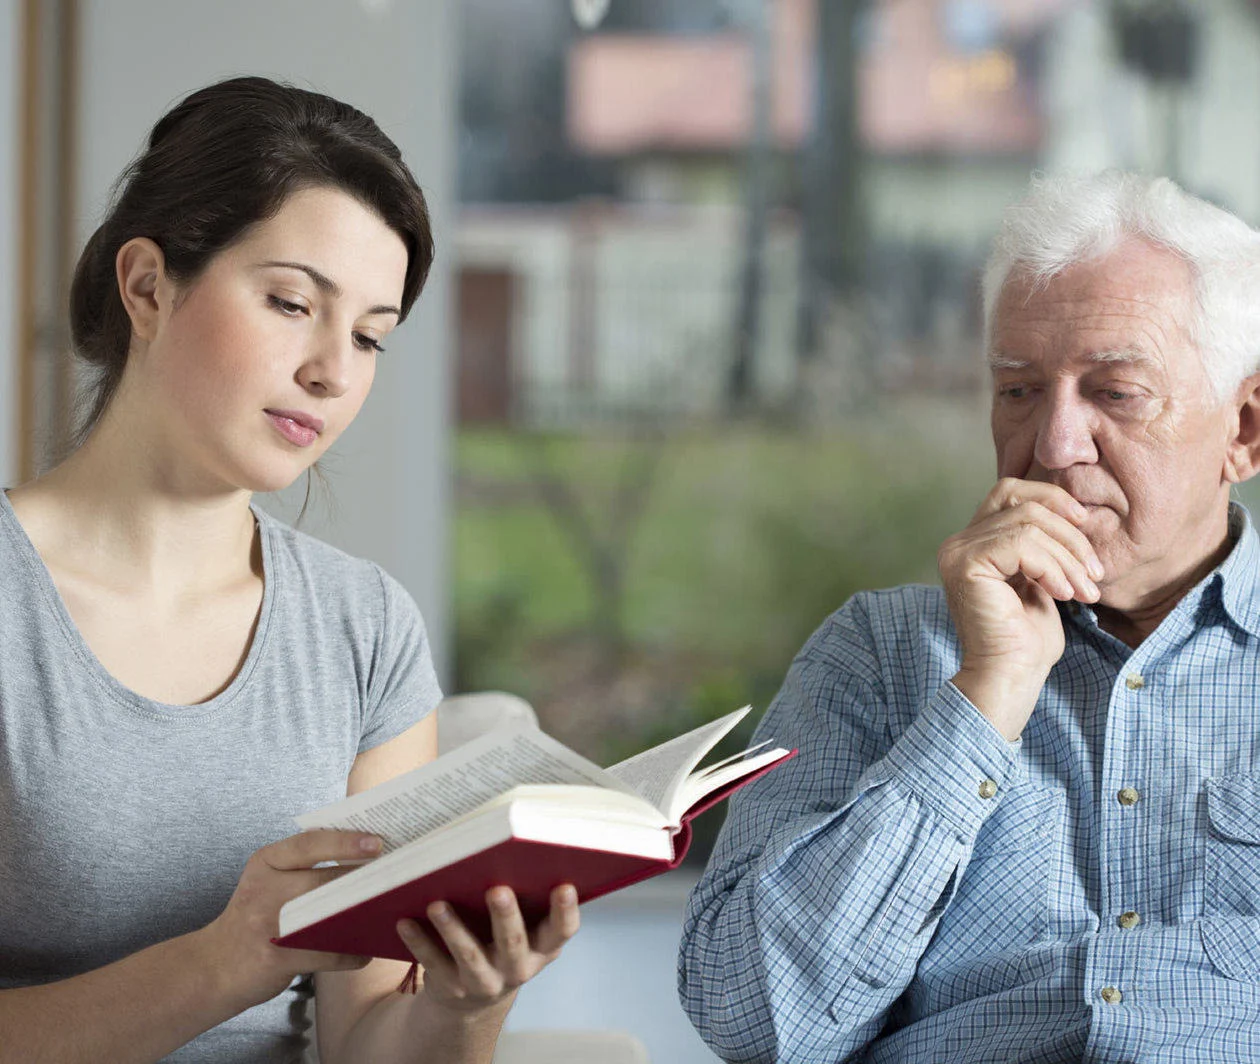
[937,479,1103,740]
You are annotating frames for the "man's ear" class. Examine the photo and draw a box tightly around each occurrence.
[1224,371,1260,484]
[115,237,168,344]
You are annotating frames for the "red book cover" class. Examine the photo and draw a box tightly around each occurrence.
[272,749,795,962]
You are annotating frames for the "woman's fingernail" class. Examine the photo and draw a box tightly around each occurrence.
[429,902,451,923]
[360,835,382,853]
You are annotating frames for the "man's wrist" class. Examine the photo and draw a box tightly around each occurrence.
[951,665,1046,741]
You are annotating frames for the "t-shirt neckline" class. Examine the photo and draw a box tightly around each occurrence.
[0,490,278,720]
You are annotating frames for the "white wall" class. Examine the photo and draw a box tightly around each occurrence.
[0,0,18,487]
[1043,0,1260,224]
[76,0,457,677]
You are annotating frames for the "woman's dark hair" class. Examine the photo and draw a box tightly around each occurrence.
[69,75,434,437]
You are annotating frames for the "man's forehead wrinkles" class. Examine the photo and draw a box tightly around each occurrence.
[995,303,1181,354]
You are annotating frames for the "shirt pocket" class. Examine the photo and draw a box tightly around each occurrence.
[925,784,1065,970]
[1201,774,1260,980]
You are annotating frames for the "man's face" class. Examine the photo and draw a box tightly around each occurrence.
[989,238,1236,609]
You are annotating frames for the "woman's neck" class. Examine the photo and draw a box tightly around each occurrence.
[8,427,259,595]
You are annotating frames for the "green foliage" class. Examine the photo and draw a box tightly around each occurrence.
[453,401,994,766]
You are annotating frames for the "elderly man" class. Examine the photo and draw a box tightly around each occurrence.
[678,172,1260,1063]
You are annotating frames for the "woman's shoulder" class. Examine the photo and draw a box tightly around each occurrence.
[251,504,419,629]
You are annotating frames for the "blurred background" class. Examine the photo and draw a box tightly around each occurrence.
[5,1,1260,1060]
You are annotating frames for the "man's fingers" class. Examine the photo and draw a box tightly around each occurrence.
[974,525,1099,602]
[961,498,1103,588]
[261,830,382,872]
[975,477,1089,527]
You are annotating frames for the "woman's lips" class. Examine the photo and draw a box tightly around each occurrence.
[265,409,322,448]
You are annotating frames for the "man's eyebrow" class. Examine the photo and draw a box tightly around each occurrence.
[257,260,401,318]
[987,349,1156,371]
[1087,348,1154,367]
[987,354,1030,371]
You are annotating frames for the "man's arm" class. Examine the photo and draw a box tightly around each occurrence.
[679,479,1100,1062]
[678,606,1020,1063]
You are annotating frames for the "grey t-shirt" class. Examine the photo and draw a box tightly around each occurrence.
[0,493,443,1062]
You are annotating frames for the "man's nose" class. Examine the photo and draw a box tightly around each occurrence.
[1033,389,1098,469]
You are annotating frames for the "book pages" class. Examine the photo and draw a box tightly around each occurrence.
[606,706,750,822]
[296,723,636,853]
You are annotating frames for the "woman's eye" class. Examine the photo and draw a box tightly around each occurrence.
[999,385,1029,400]
[353,333,385,354]
[267,294,307,316]
[1102,389,1131,402]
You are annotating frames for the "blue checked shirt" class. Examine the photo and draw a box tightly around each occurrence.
[680,503,1260,1063]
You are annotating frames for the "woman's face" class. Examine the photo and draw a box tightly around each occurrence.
[131,185,410,494]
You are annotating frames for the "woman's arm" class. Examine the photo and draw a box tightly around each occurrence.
[314,714,579,1064]
[0,830,380,1064]
[0,927,235,1064]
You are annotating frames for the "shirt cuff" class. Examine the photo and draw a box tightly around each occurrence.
[871,681,1023,838]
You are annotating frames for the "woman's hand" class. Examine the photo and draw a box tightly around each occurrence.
[201,830,383,1009]
[395,884,580,1013]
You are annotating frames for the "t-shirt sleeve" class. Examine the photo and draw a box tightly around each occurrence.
[360,564,444,753]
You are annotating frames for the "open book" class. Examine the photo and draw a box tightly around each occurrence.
[273,706,794,961]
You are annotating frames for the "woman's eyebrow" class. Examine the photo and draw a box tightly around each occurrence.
[256,259,401,318]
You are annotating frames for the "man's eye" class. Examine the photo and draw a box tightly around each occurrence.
[267,295,306,315]
[999,385,1029,400]
[1102,389,1131,402]
[353,333,385,354]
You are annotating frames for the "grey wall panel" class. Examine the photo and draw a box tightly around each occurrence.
[76,0,456,679]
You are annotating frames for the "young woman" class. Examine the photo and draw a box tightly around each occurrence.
[0,76,577,1063]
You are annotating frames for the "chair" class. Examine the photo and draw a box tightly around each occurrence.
[436,690,539,751]
[492,1029,651,1064]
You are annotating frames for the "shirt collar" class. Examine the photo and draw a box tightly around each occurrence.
[1215,501,1260,638]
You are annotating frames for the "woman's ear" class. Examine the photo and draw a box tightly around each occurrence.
[115,237,168,344]
[1224,372,1260,484]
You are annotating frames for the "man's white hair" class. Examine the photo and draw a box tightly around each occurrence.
[982,171,1260,403]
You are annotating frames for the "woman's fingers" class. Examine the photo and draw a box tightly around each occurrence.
[396,919,459,992]
[533,884,580,957]
[396,886,578,1004]
[486,887,535,984]
[261,830,382,872]
[425,901,505,995]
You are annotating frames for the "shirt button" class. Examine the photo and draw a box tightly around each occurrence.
[1118,910,1141,929]
[978,779,998,799]
[1117,787,1140,806]
[1125,673,1145,690]
[1100,986,1123,1004]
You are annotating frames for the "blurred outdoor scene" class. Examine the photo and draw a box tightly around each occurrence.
[452,0,1260,862]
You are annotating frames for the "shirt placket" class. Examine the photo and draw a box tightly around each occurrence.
[1083,647,1161,1064]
